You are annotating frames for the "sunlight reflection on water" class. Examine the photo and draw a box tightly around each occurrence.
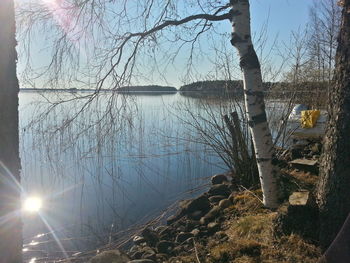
[19,91,289,261]
[20,91,228,261]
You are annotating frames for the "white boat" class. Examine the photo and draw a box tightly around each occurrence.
[287,104,327,139]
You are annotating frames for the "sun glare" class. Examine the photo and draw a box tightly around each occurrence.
[23,197,42,213]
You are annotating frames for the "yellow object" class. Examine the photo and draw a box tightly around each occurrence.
[301,110,321,128]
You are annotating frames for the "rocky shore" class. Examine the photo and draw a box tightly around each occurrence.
[90,173,238,263]
[87,140,323,263]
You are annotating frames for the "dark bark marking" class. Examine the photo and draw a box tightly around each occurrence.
[229,9,242,22]
[230,0,248,4]
[240,45,260,69]
[257,158,270,163]
[248,112,267,127]
[244,89,264,97]
[231,33,247,46]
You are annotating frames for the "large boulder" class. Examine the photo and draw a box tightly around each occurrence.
[141,228,159,246]
[208,184,231,197]
[167,195,210,225]
[211,174,228,185]
[208,195,227,204]
[183,194,211,214]
[188,210,203,220]
[200,206,221,224]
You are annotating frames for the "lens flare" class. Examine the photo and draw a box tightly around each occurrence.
[23,197,42,212]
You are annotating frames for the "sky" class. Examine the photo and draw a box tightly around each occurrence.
[16,0,313,89]
[251,0,310,42]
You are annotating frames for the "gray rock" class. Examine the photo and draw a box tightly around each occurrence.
[159,226,173,239]
[129,246,141,253]
[189,210,203,220]
[200,206,220,224]
[156,253,169,261]
[184,219,197,232]
[289,191,315,207]
[289,158,318,173]
[141,248,156,261]
[191,228,200,237]
[176,225,186,233]
[211,174,228,185]
[208,195,227,204]
[156,240,174,254]
[141,228,159,246]
[133,236,146,245]
[208,184,231,197]
[207,222,220,233]
[183,195,211,214]
[168,195,211,225]
[154,225,167,233]
[166,211,182,225]
[129,251,142,260]
[90,250,130,263]
[175,232,194,243]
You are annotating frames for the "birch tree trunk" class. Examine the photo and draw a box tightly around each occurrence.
[230,0,278,208]
[0,0,22,262]
[317,0,350,250]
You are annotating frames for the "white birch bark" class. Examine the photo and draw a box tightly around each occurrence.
[230,0,278,208]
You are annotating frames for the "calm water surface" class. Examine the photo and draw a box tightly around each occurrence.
[19,91,228,261]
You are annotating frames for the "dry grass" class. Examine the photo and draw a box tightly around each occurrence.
[231,190,266,216]
[207,215,321,262]
[289,169,318,189]
[173,211,321,263]
[231,214,275,241]
[208,191,322,263]
[172,185,321,263]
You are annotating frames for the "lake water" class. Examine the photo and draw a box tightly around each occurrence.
[19,91,290,262]
[20,91,232,261]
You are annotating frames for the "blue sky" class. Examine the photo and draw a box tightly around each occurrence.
[17,0,313,88]
[166,0,312,86]
[251,0,310,42]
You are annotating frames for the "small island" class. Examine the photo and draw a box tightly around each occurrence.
[179,80,244,95]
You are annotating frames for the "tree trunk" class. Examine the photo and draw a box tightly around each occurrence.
[317,0,350,250]
[0,0,22,262]
[320,213,350,262]
[230,0,278,208]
